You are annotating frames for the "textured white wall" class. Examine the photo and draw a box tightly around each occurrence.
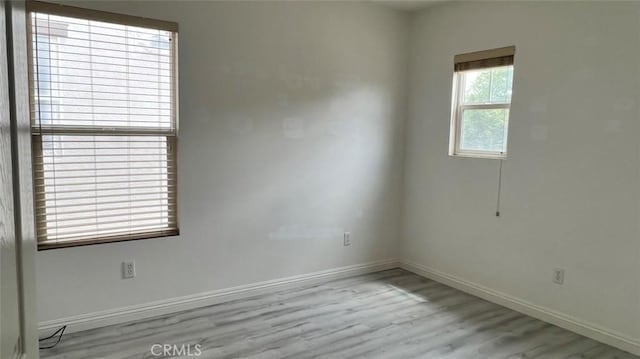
[403,1,640,340]
[38,1,640,346]
[36,1,409,322]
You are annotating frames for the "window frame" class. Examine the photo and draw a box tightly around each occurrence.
[26,1,180,250]
[449,47,515,160]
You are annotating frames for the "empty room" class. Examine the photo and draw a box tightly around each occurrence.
[1,0,639,358]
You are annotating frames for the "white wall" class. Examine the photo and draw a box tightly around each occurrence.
[404,0,640,342]
[36,1,409,323]
[38,0,640,349]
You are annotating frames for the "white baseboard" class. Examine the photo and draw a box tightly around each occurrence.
[400,260,640,356]
[41,257,640,356]
[39,258,399,334]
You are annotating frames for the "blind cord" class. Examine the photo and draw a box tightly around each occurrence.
[496,159,503,217]
[39,325,66,350]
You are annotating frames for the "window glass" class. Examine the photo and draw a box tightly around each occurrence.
[459,108,509,153]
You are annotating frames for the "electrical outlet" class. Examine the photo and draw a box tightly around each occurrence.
[343,232,351,246]
[552,268,564,285]
[123,261,136,279]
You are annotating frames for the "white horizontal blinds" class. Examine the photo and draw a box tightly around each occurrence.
[29,3,178,248]
[30,13,174,131]
[33,135,177,243]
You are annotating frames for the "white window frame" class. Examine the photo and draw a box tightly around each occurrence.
[449,47,515,160]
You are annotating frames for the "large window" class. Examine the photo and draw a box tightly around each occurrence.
[28,1,179,249]
[450,46,515,159]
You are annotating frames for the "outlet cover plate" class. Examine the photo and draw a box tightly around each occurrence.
[553,268,564,285]
[123,261,136,279]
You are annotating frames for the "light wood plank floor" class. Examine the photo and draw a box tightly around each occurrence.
[41,269,638,359]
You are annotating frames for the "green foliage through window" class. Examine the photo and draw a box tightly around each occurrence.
[456,66,513,154]
[460,109,508,152]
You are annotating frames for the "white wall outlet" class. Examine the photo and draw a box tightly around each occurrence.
[123,261,136,279]
[552,268,564,285]
[343,232,351,246]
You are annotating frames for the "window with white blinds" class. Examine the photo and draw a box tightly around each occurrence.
[27,1,179,249]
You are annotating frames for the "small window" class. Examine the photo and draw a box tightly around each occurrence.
[450,46,515,159]
[27,1,179,249]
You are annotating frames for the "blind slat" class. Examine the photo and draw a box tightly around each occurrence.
[33,71,171,82]
[34,172,177,181]
[34,183,171,193]
[44,220,178,233]
[32,36,173,52]
[30,56,172,71]
[37,180,168,189]
[32,127,175,136]
[39,229,179,246]
[32,97,170,105]
[32,48,171,63]
[32,87,171,97]
[39,203,171,216]
[42,224,179,241]
[36,197,176,211]
[41,191,171,203]
[38,151,172,156]
[39,213,174,230]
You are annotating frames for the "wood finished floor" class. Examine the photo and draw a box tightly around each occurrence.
[40,269,638,359]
